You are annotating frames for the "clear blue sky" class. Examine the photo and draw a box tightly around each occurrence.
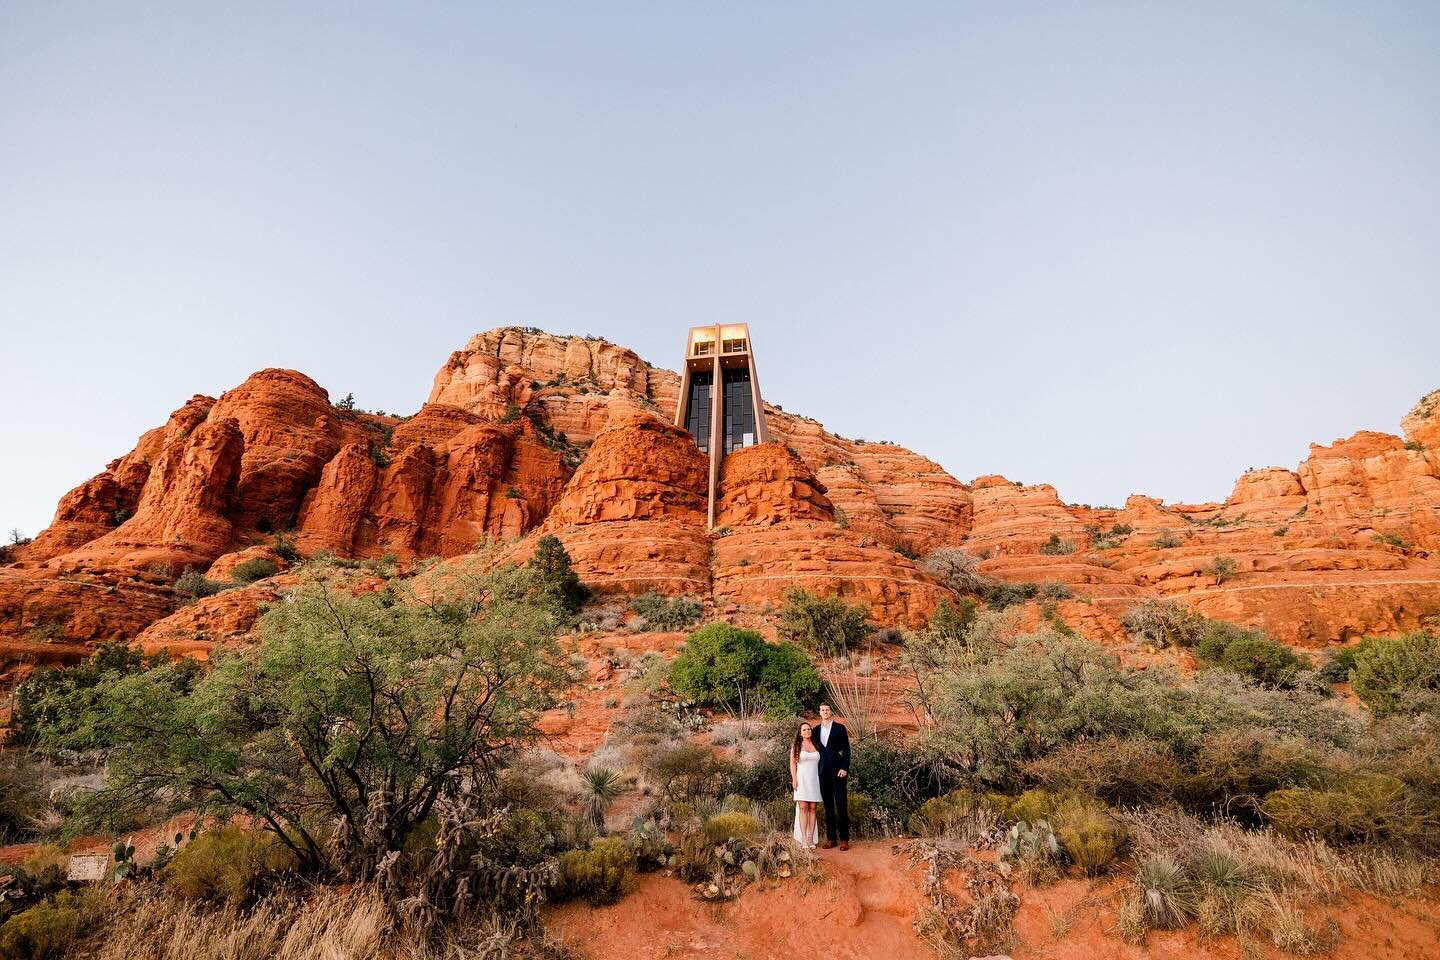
[3,2,1437,538]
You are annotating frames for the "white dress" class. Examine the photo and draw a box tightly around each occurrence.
[792,747,822,845]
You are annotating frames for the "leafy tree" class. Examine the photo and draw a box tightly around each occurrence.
[669,623,821,717]
[776,589,870,657]
[33,576,570,878]
[527,534,588,617]
[9,643,193,749]
[335,392,356,411]
[1350,632,1440,716]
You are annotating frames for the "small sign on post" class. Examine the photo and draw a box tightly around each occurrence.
[67,854,108,882]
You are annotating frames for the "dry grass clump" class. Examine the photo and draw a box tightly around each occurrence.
[78,884,573,960]
[1112,807,1436,951]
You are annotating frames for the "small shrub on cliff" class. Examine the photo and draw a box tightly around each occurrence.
[173,567,225,601]
[630,591,703,631]
[1121,600,1208,649]
[669,623,822,717]
[229,557,279,584]
[1151,529,1183,549]
[1206,556,1240,585]
[919,547,990,594]
[1050,795,1124,875]
[777,589,870,657]
[1038,534,1075,556]
[1349,631,1440,716]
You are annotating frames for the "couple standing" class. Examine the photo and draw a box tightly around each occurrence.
[789,703,850,850]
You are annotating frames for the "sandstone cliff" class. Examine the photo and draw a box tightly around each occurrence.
[3,327,1438,659]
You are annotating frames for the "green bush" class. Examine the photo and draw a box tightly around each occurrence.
[164,826,295,905]
[1195,622,1307,689]
[1050,795,1123,875]
[848,737,941,827]
[0,892,86,960]
[1261,772,1422,844]
[1349,632,1440,716]
[630,592,703,631]
[776,589,870,657]
[552,837,635,906]
[669,623,822,716]
[979,581,1071,610]
[703,811,759,843]
[229,557,279,584]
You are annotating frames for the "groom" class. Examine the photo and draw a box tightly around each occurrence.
[815,703,850,850]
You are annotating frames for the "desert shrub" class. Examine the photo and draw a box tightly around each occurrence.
[669,623,822,716]
[728,736,793,802]
[704,811,759,843]
[629,592,703,631]
[1261,772,1428,845]
[919,547,990,594]
[1205,556,1239,584]
[1121,600,1208,649]
[920,631,1205,788]
[474,807,556,866]
[173,567,225,601]
[925,598,976,642]
[647,743,735,802]
[1349,631,1440,716]
[165,826,296,905]
[528,534,589,617]
[1195,622,1307,689]
[776,589,870,657]
[1023,736,1184,807]
[552,837,635,906]
[1038,534,1075,556]
[0,757,58,844]
[908,789,977,836]
[271,535,301,564]
[1151,529,1183,549]
[229,557,279,584]
[848,737,942,826]
[1180,729,1329,815]
[0,891,94,960]
[979,581,1071,609]
[1050,795,1123,875]
[1003,788,1056,826]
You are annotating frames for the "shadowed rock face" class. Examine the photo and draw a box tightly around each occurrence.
[3,327,1440,654]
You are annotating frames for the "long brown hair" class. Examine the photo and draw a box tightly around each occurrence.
[792,722,814,764]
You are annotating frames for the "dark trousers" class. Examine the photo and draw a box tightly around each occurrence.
[820,773,849,843]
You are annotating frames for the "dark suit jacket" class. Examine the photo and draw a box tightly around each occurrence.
[815,721,850,778]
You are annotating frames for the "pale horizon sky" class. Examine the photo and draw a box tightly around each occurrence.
[3,2,1438,539]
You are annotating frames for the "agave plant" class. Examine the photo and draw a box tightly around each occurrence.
[1135,855,1196,930]
[582,766,625,834]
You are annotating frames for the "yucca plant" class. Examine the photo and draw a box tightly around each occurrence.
[583,767,625,834]
[1135,855,1196,930]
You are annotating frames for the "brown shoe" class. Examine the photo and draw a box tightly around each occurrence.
[839,843,850,851]
[821,841,836,849]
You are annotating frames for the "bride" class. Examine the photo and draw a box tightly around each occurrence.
[790,720,822,848]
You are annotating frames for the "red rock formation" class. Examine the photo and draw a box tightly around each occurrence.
[4,325,1439,654]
